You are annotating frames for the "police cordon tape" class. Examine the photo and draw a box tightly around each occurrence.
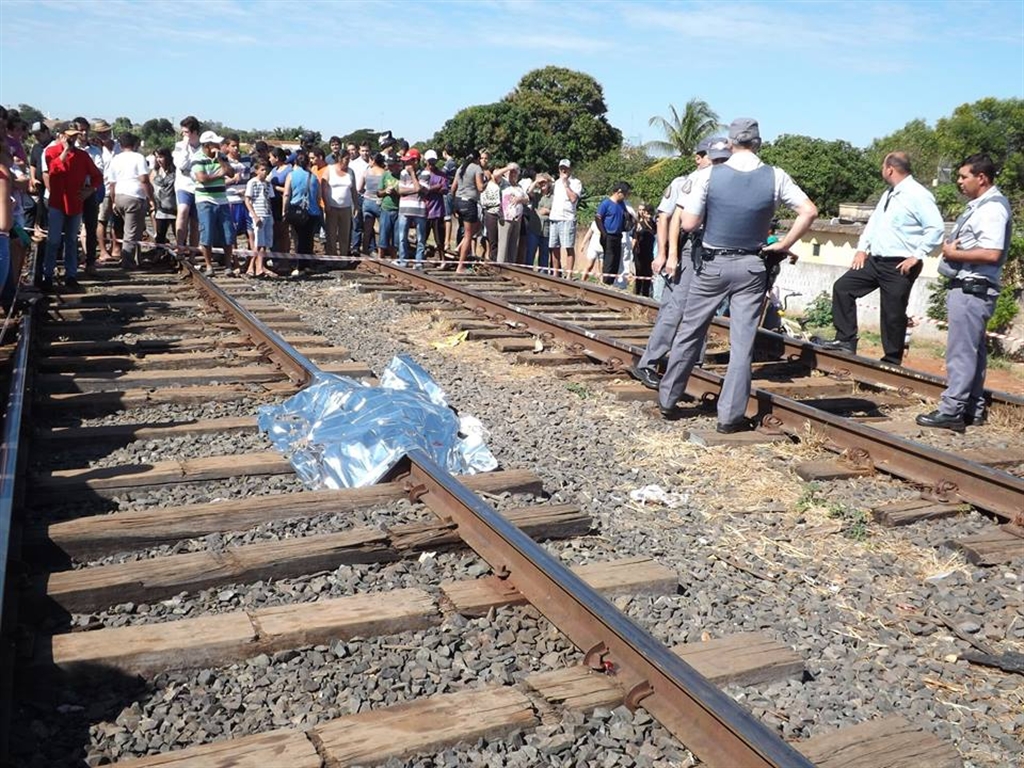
[27,230,1020,344]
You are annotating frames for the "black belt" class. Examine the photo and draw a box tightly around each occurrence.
[702,248,761,260]
[870,255,906,262]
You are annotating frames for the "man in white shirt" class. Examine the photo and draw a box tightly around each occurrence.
[106,131,152,270]
[547,158,583,278]
[349,142,371,255]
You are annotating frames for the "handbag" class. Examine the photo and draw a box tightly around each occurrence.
[286,171,313,226]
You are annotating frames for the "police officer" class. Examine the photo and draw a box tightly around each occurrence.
[917,153,1011,432]
[632,137,729,389]
[658,118,818,430]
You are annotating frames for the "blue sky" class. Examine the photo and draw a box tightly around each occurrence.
[2,0,1021,152]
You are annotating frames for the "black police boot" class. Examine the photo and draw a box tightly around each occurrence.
[915,410,965,433]
[716,419,753,434]
[816,338,857,355]
[659,405,684,421]
[632,366,662,390]
[965,409,988,427]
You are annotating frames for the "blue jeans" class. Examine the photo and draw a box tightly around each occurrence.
[361,198,381,254]
[526,230,550,272]
[398,214,427,267]
[44,207,82,281]
[351,200,363,252]
[379,208,398,252]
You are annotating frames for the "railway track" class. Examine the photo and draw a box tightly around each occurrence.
[355,260,1024,532]
[0,260,1006,766]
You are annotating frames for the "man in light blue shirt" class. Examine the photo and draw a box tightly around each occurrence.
[819,151,944,365]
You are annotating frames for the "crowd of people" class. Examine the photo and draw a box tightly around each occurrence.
[0,109,665,294]
[0,107,1012,436]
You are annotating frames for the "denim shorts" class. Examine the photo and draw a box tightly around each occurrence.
[176,189,198,217]
[197,201,235,247]
[548,219,576,248]
[454,197,479,224]
[253,217,273,248]
[379,208,398,249]
[229,202,251,234]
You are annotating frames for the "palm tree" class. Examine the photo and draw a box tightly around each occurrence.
[646,98,721,157]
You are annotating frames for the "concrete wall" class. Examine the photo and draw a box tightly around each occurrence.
[771,259,944,340]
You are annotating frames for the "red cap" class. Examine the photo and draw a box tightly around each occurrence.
[402,148,421,162]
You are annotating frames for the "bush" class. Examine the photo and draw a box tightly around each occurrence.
[801,291,833,328]
[926,277,951,324]
[989,285,1019,333]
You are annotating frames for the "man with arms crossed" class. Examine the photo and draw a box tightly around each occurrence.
[659,118,817,430]
[916,154,1011,432]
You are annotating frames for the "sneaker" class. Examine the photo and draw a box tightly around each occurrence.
[290,268,302,277]
[63,277,84,293]
[915,410,966,433]
[204,267,215,277]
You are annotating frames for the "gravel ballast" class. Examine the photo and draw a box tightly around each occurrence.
[14,272,1022,768]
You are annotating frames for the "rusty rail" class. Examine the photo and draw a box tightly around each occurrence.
[489,263,1024,414]
[361,260,1024,520]
[180,260,318,386]
[401,450,816,768]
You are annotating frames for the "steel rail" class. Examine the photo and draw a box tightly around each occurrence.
[0,314,32,758]
[362,260,1024,520]
[401,450,815,768]
[488,263,1024,413]
[179,259,319,386]
[0,315,31,621]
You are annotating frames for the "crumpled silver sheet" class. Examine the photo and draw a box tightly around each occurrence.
[257,355,498,489]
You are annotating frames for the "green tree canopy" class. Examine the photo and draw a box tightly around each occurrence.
[645,98,720,157]
[431,67,622,171]
[760,134,878,217]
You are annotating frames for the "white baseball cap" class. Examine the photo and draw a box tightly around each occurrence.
[558,158,571,168]
[199,130,225,145]
[424,149,438,162]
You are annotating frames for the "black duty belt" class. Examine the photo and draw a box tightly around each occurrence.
[702,248,761,260]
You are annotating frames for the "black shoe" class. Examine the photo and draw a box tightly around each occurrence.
[915,410,965,433]
[716,419,752,434]
[632,366,662,390]
[659,405,684,421]
[817,338,857,354]
[965,409,988,427]
[40,278,55,294]
[63,277,83,293]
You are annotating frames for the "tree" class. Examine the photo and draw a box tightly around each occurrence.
[645,98,720,157]
[339,128,379,151]
[12,103,45,124]
[139,118,176,151]
[760,135,877,217]
[431,67,622,171]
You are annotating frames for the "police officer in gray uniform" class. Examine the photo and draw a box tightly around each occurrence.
[632,137,730,389]
[917,153,1012,432]
[658,118,818,430]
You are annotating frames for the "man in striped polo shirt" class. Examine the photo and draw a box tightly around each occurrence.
[190,130,239,276]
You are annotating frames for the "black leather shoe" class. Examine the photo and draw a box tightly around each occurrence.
[716,419,752,434]
[915,410,965,433]
[659,406,684,421]
[965,409,988,427]
[817,338,857,354]
[632,366,662,390]
[64,277,83,293]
